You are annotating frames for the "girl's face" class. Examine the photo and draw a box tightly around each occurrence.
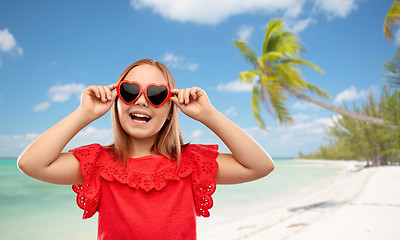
[117,64,171,142]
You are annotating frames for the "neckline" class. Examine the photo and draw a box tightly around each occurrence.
[128,154,166,161]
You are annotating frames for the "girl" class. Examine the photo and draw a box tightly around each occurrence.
[18,59,275,240]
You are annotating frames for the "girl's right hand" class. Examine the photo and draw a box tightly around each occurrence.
[78,83,118,120]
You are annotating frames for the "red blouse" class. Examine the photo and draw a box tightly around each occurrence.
[70,144,219,240]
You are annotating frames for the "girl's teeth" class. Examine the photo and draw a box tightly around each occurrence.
[134,114,149,118]
[130,113,151,122]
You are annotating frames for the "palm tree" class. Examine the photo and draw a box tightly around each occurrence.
[383,0,400,88]
[383,0,400,44]
[234,18,393,130]
[382,57,400,88]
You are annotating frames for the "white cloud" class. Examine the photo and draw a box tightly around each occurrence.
[224,106,238,117]
[76,126,113,139]
[333,85,377,104]
[0,127,114,157]
[32,83,85,112]
[241,113,341,156]
[292,113,311,122]
[292,101,321,111]
[285,17,317,34]
[0,28,23,67]
[32,101,51,112]
[130,0,304,25]
[189,129,203,139]
[216,80,253,92]
[279,133,294,144]
[67,126,114,150]
[315,115,340,127]
[314,0,358,19]
[284,115,339,135]
[0,133,39,156]
[48,83,85,102]
[0,29,19,53]
[130,0,359,25]
[161,52,199,71]
[236,25,254,42]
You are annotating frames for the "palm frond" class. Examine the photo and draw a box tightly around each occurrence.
[299,79,332,99]
[281,58,324,73]
[275,32,302,57]
[262,79,293,124]
[273,65,302,88]
[261,51,285,63]
[251,86,266,129]
[238,70,259,84]
[274,64,330,99]
[384,0,400,43]
[382,59,400,88]
[233,40,258,68]
[262,19,284,54]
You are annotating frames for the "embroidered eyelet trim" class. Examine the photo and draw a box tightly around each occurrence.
[70,144,103,219]
[70,144,219,219]
[100,160,193,192]
[187,145,218,217]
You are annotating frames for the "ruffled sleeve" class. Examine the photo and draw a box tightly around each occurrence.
[70,144,104,219]
[183,144,219,217]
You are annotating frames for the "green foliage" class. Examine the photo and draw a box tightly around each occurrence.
[383,1,400,88]
[300,86,400,165]
[234,18,328,129]
[251,86,266,129]
[382,56,400,88]
[383,0,400,43]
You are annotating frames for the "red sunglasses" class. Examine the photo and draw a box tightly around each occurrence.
[117,80,171,107]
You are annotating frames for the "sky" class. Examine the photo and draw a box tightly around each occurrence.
[0,0,398,158]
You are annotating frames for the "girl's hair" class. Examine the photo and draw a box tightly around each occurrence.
[106,59,184,165]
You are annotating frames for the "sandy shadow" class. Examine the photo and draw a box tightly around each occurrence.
[288,201,346,212]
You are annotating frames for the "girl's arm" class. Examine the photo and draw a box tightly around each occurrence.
[170,87,275,184]
[18,84,117,185]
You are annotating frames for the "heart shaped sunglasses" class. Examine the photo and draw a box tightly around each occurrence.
[117,80,171,107]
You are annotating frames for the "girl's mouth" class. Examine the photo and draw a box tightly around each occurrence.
[130,113,151,123]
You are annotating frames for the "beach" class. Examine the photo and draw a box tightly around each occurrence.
[198,164,400,240]
[1,159,399,239]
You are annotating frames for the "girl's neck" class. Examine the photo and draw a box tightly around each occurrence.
[128,135,158,158]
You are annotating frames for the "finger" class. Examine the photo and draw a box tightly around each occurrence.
[87,85,101,99]
[171,88,179,95]
[169,95,179,105]
[177,89,185,104]
[184,88,192,104]
[97,86,108,103]
[108,83,118,91]
[190,87,198,100]
[104,85,112,101]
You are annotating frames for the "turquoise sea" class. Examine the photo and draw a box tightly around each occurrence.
[0,158,344,240]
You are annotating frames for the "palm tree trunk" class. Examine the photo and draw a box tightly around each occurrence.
[280,84,399,130]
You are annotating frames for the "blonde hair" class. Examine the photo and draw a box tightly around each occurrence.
[106,59,184,165]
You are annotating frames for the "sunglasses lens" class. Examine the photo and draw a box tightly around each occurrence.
[147,85,169,106]
[120,82,140,103]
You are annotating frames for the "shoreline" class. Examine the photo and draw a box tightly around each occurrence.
[198,163,399,240]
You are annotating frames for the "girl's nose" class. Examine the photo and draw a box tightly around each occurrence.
[134,93,148,107]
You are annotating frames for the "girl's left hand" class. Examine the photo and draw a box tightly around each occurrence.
[170,87,215,122]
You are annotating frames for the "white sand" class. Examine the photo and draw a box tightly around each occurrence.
[198,164,400,240]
